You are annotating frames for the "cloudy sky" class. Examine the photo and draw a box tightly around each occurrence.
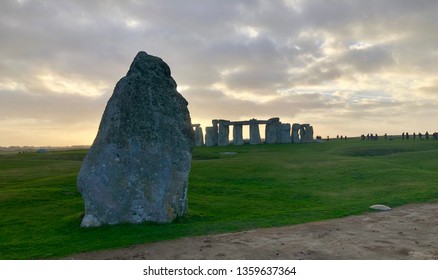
[1,0,437,146]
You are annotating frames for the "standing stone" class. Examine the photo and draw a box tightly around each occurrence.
[212,120,219,146]
[307,126,314,142]
[205,127,217,146]
[249,119,262,145]
[218,120,230,146]
[265,120,281,144]
[291,123,300,143]
[193,125,204,147]
[233,124,244,145]
[272,118,282,143]
[280,123,291,143]
[77,51,194,227]
[265,123,276,144]
[300,124,309,143]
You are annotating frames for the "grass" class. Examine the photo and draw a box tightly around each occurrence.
[1,139,438,259]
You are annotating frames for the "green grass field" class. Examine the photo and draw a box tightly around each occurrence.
[1,139,438,259]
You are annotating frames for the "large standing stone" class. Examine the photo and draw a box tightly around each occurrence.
[300,124,309,143]
[193,125,204,147]
[205,127,217,146]
[280,123,291,143]
[307,126,314,142]
[249,119,262,145]
[212,120,219,146]
[233,124,244,145]
[265,120,281,144]
[291,123,300,143]
[77,51,194,227]
[204,120,219,146]
[218,120,230,146]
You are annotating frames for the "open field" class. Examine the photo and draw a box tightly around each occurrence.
[1,139,438,259]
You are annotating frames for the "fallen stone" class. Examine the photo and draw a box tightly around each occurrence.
[77,51,194,227]
[220,152,237,155]
[370,204,392,211]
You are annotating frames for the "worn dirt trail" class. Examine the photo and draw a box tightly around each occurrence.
[67,202,438,260]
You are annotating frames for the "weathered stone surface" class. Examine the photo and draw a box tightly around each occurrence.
[307,126,314,142]
[212,120,219,146]
[249,119,262,145]
[194,126,204,147]
[218,120,230,146]
[77,51,194,227]
[204,120,219,146]
[291,123,300,143]
[300,124,310,143]
[233,124,244,145]
[265,121,281,144]
[280,123,291,143]
[205,127,216,146]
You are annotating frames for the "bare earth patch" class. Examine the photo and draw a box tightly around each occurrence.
[67,202,438,260]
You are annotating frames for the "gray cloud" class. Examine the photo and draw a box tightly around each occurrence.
[341,45,395,73]
[0,0,437,145]
[0,89,108,124]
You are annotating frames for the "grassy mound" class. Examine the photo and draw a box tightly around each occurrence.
[1,139,437,259]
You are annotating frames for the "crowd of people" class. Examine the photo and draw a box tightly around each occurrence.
[324,132,438,141]
[401,131,437,140]
[359,132,438,141]
[360,134,381,141]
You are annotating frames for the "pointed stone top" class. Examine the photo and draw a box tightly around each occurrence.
[126,51,171,78]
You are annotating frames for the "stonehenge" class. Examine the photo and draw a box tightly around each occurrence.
[201,117,314,146]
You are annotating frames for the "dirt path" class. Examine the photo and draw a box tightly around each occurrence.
[67,202,438,260]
